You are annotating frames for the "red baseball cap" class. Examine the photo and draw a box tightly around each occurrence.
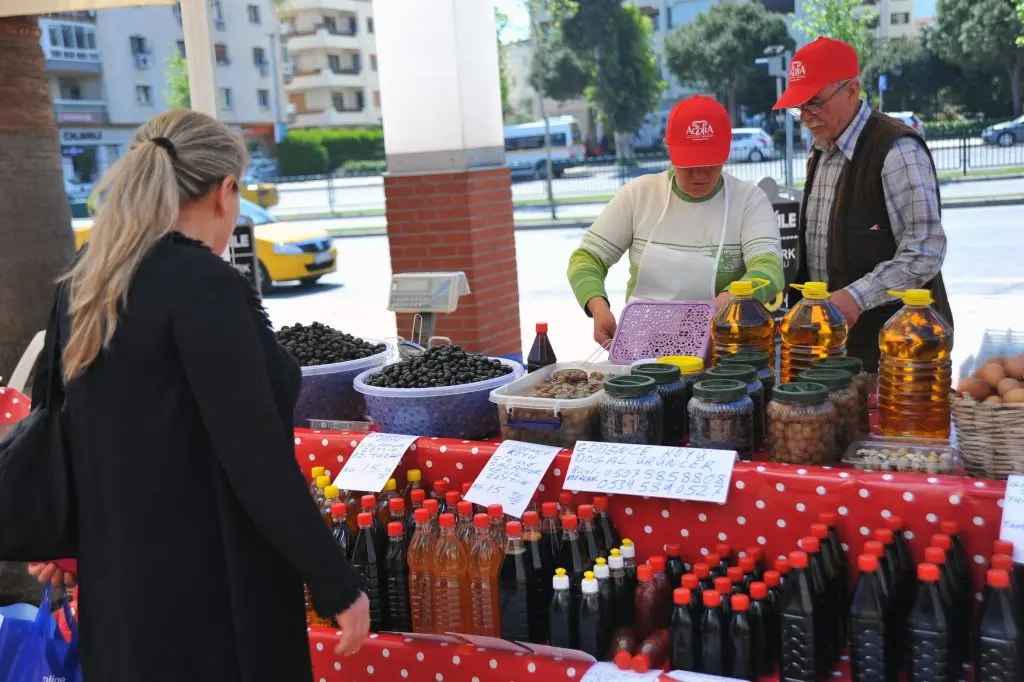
[665,95,731,168]
[773,37,860,110]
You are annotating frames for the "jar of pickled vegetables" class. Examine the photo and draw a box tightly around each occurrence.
[656,355,705,441]
[600,375,664,445]
[767,382,838,465]
[797,368,860,454]
[721,350,775,406]
[633,363,687,446]
[814,356,871,434]
[779,282,848,383]
[706,364,765,449]
[688,379,754,461]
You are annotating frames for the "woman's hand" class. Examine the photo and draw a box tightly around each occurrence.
[27,562,75,587]
[333,593,370,656]
[713,291,731,310]
[587,297,617,346]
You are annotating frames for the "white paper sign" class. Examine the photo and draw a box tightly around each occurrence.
[663,670,739,681]
[579,662,662,682]
[563,442,735,505]
[332,433,418,493]
[999,474,1024,563]
[464,440,562,518]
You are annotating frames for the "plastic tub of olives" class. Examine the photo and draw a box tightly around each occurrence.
[294,339,395,425]
[843,437,962,475]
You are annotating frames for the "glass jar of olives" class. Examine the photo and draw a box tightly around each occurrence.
[633,363,687,446]
[688,379,754,460]
[706,364,765,449]
[600,375,664,445]
[814,356,871,434]
[656,355,705,441]
[767,382,838,465]
[798,368,860,454]
[720,350,775,405]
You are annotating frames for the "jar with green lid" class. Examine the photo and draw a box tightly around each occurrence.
[814,356,871,433]
[706,364,765,449]
[720,350,775,407]
[798,368,860,454]
[600,375,664,445]
[767,382,838,464]
[634,363,687,446]
[688,379,754,460]
[656,355,705,441]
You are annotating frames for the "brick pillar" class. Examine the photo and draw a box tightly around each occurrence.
[384,167,522,358]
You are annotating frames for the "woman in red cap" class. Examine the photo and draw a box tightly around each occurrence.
[567,95,785,345]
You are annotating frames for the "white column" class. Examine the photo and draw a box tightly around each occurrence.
[371,0,504,173]
[180,0,218,118]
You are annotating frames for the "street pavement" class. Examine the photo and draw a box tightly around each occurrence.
[263,203,1024,379]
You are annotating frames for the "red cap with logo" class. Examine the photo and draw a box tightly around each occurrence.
[773,37,860,110]
[665,95,732,168]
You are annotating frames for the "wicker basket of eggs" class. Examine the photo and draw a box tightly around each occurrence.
[952,353,1024,479]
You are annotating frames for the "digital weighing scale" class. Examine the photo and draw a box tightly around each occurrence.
[387,272,471,352]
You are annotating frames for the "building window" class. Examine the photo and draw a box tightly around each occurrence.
[257,89,270,109]
[136,84,153,106]
[247,4,260,24]
[370,54,377,71]
[212,0,225,29]
[355,90,364,110]
[367,17,374,33]
[328,54,341,73]
[215,43,230,65]
[220,87,233,109]
[176,40,186,57]
[42,20,99,61]
[323,16,337,33]
[352,53,361,72]
[58,78,83,100]
[332,93,345,110]
[373,89,380,108]
[129,35,149,55]
[890,11,910,24]
[253,47,266,65]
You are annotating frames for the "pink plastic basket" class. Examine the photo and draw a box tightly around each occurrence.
[609,300,714,365]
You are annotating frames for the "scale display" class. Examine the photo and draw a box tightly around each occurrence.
[387,272,470,314]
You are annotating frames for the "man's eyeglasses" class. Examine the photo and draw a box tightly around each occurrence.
[789,79,852,117]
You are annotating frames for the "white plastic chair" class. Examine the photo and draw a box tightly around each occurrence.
[5,330,45,395]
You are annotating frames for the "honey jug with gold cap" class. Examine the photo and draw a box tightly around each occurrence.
[710,278,776,367]
[779,282,847,383]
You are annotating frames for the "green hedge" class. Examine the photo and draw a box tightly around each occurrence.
[339,159,387,175]
[282,128,385,175]
[277,137,329,177]
[922,119,1001,138]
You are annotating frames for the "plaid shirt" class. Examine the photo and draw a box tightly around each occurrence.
[804,102,947,311]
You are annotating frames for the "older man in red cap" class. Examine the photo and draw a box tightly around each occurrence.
[775,37,951,371]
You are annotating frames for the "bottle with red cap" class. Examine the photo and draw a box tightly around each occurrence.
[408,488,427,540]
[925,545,961,670]
[745,546,765,582]
[671,587,699,671]
[907,562,954,682]
[941,521,972,599]
[423,497,440,535]
[631,629,670,674]
[635,564,661,641]
[818,511,848,576]
[403,468,424,511]
[377,478,401,526]
[715,576,735,628]
[932,533,969,663]
[651,555,673,623]
[802,535,835,665]
[886,516,914,583]
[488,503,507,548]
[993,539,1024,612]
[748,581,773,675]
[729,593,756,681]
[727,566,746,598]
[608,549,631,628]
[810,526,842,654]
[385,520,412,632]
[541,501,562,556]
[609,626,636,669]
[714,543,734,579]
[522,510,553,642]
[666,543,687,589]
[780,550,822,682]
[764,569,783,616]
[527,322,557,372]
[814,518,847,633]
[467,513,501,637]
[987,554,1019,618]
[441,489,461,519]
[499,521,533,642]
[433,512,471,633]
[577,504,601,567]
[850,553,893,682]
[701,588,726,675]
[361,493,388,561]
[874,528,906,602]
[738,556,757,593]
[593,496,620,556]
[774,556,791,592]
[407,507,435,633]
[455,500,474,549]
[976,568,1022,681]
[549,568,575,648]
[351,511,386,631]
[694,561,715,593]
[559,514,587,619]
[559,490,576,519]
[330,502,353,560]
[682,573,704,622]
[578,571,604,657]
[863,540,893,600]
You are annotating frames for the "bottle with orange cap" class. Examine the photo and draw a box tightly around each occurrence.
[351,511,385,631]
[651,555,674,623]
[850,552,893,682]
[487,503,507,549]
[377,477,401,525]
[976,568,1022,681]
[666,543,687,591]
[670,587,698,671]
[932,532,970,658]
[522,511,552,642]
[907,562,954,682]
[454,500,474,549]
[925,545,961,669]
[728,593,756,681]
[811,524,844,648]
[385,520,411,633]
[701,588,726,676]
[634,564,661,642]
[592,496,619,554]
[466,513,501,637]
[940,520,973,602]
[779,281,848,383]
[360,493,387,560]
[432,512,471,634]
[330,502,353,560]
[540,501,562,556]
[780,550,822,681]
[407,507,435,633]
[802,535,835,664]
[499,521,533,642]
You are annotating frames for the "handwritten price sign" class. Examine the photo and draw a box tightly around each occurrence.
[333,433,418,493]
[563,442,736,505]
[999,474,1024,563]
[464,440,561,518]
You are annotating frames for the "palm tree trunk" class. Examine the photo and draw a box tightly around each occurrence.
[0,17,75,380]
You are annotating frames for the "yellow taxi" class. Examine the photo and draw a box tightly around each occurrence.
[72,198,337,293]
[240,175,279,208]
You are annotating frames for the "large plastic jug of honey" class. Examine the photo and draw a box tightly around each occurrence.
[878,289,953,439]
[779,282,847,383]
[711,278,776,367]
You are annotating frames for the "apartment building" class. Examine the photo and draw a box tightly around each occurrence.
[278,0,381,129]
[41,1,286,197]
[871,0,916,39]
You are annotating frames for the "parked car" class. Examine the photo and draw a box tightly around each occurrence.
[730,128,776,162]
[72,199,336,293]
[983,115,1024,147]
[885,111,926,139]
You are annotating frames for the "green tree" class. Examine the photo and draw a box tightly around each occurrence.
[1018,0,1024,46]
[164,49,191,109]
[495,8,513,117]
[664,3,793,124]
[935,0,1024,116]
[792,0,877,62]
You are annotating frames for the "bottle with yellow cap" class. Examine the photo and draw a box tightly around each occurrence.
[878,288,953,439]
[779,282,848,383]
[320,485,342,526]
[710,278,776,368]
[309,466,326,497]
[313,474,331,510]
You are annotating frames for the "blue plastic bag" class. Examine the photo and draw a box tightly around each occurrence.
[0,586,79,682]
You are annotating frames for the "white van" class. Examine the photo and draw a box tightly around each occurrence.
[503,116,586,179]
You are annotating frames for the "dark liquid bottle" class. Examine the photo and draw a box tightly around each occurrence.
[729,594,756,681]
[804,534,837,666]
[694,562,715,594]
[727,566,746,596]
[932,533,969,666]
[819,511,849,593]
[609,550,632,628]
[578,571,603,657]
[886,516,915,589]
[651,555,673,624]
[875,529,907,618]
[634,564,661,642]
[671,587,699,672]
[558,514,587,619]
[941,521,973,602]
[621,539,638,595]
[715,576,734,627]
[779,551,820,682]
[577,504,601,568]
[549,568,575,649]
[593,496,620,557]
[749,581,773,676]
[330,503,354,560]
[926,545,961,672]
[812,521,846,647]
[746,546,766,582]
[774,557,791,593]
[666,543,687,588]
[384,521,412,633]
[499,521,533,643]
[907,562,953,682]
[863,541,893,601]
[389,497,411,547]
[608,627,636,669]
[715,543,734,579]
[541,501,562,558]
[850,553,893,682]
[527,322,557,372]
[682,574,705,627]
[430,479,447,505]
[993,539,1024,617]
[522,511,553,643]
[976,568,1022,682]
[593,558,614,633]
[738,556,757,594]
[351,512,386,632]
[361,494,388,562]
[988,554,1020,619]
[762,571,782,667]
[701,589,726,676]
[631,629,670,674]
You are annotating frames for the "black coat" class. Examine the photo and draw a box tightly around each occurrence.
[35,233,361,681]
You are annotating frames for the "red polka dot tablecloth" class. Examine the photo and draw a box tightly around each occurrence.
[0,386,30,437]
[295,428,1007,682]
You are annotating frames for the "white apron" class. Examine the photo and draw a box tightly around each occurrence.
[630,174,730,302]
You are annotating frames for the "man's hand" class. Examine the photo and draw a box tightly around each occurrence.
[587,297,617,347]
[333,593,370,656]
[27,562,75,587]
[713,291,730,310]
[830,289,861,326]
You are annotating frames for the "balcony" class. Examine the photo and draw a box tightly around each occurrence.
[285,67,364,91]
[293,106,376,128]
[53,99,108,124]
[44,47,102,74]
[277,0,366,16]
[287,25,359,52]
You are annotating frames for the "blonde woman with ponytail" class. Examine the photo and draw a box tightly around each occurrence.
[27,110,368,681]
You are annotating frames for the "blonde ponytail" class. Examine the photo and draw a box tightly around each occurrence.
[62,109,247,382]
